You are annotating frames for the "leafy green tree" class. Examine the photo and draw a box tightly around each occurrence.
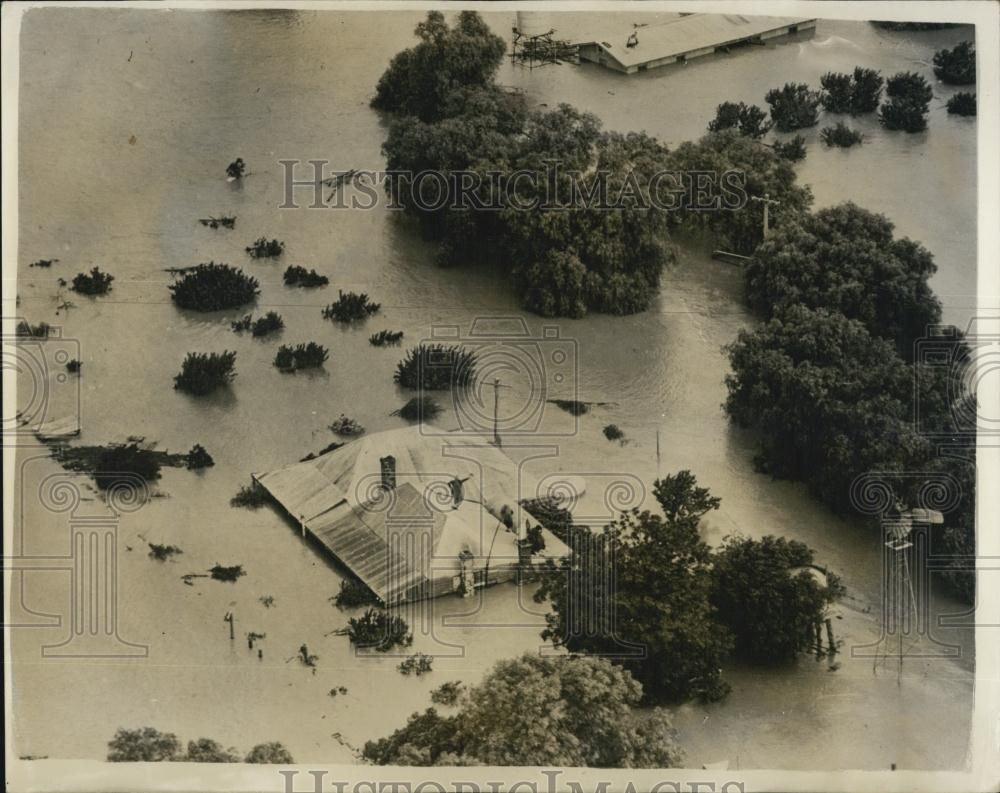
[745,202,941,357]
[185,738,240,762]
[244,742,294,764]
[711,536,841,662]
[107,727,181,762]
[947,92,976,116]
[850,67,884,113]
[537,472,732,703]
[933,41,975,85]
[174,351,237,395]
[707,101,772,138]
[372,11,506,122]
[363,654,682,767]
[820,72,853,113]
[765,83,822,131]
[724,306,931,513]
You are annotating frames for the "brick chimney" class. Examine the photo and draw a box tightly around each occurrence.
[379,455,396,491]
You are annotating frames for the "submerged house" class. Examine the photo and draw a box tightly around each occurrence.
[253,426,571,604]
[575,13,816,74]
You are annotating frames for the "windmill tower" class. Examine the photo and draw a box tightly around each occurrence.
[872,507,943,680]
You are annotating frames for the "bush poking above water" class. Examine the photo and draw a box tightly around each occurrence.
[603,424,625,443]
[244,742,294,764]
[393,343,478,390]
[174,351,237,395]
[274,342,328,372]
[246,237,285,259]
[947,92,976,116]
[329,414,365,436]
[209,564,245,582]
[333,576,380,609]
[148,543,183,561]
[231,481,268,509]
[764,83,821,132]
[284,265,329,288]
[94,443,162,491]
[820,122,864,148]
[772,135,807,162]
[322,290,381,322]
[369,329,404,347]
[186,444,214,469]
[933,41,975,85]
[71,267,115,295]
[169,263,259,312]
[347,608,412,652]
[66,358,82,373]
[398,653,433,676]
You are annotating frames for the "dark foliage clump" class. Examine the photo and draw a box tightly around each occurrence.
[66,359,82,373]
[347,608,413,652]
[764,83,821,131]
[107,727,181,762]
[369,329,405,347]
[184,738,240,763]
[933,41,976,85]
[186,444,214,469]
[29,258,59,268]
[819,72,854,113]
[71,267,115,295]
[16,320,51,338]
[521,496,584,545]
[771,135,807,162]
[329,414,364,436]
[393,396,443,423]
[947,92,977,116]
[230,314,252,332]
[210,564,245,582]
[820,122,864,148]
[148,543,183,561]
[602,424,625,442]
[394,343,477,390]
[707,101,771,138]
[333,576,380,609]
[548,399,588,416]
[244,742,293,764]
[174,351,237,395]
[94,443,162,490]
[199,215,236,230]
[284,265,329,288]
[872,21,957,31]
[322,290,381,322]
[274,342,328,372]
[398,653,433,676]
[880,73,933,132]
[230,481,268,509]
[850,67,884,113]
[299,440,345,462]
[430,681,465,706]
[226,158,246,179]
[886,71,934,103]
[252,312,284,338]
[169,263,259,312]
[246,237,284,259]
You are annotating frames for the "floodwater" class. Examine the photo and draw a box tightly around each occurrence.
[10,9,977,769]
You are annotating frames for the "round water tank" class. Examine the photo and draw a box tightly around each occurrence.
[515,11,552,37]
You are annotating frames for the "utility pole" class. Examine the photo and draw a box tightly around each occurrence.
[224,610,234,641]
[750,192,781,239]
[487,378,511,447]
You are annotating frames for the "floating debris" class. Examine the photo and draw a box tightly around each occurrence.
[546,399,617,416]
[199,215,237,230]
[369,329,404,347]
[298,643,318,667]
[299,440,345,462]
[322,290,380,322]
[148,543,183,561]
[259,595,276,608]
[29,258,59,268]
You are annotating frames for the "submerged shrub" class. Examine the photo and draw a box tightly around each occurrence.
[820,122,864,147]
[148,543,183,561]
[66,358,83,373]
[15,320,51,338]
[186,444,214,469]
[71,267,115,295]
[209,564,245,582]
[174,351,237,395]
[347,608,412,652]
[169,263,259,312]
[333,576,380,609]
[602,424,625,442]
[851,67,884,113]
[274,342,328,372]
[329,414,364,436]
[765,83,821,131]
[231,481,268,509]
[707,101,771,138]
[322,290,381,322]
[246,237,284,259]
[820,72,853,113]
[284,265,329,288]
[369,329,405,347]
[933,41,976,85]
[947,92,977,116]
[252,312,284,338]
[393,343,477,390]
[94,443,162,490]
